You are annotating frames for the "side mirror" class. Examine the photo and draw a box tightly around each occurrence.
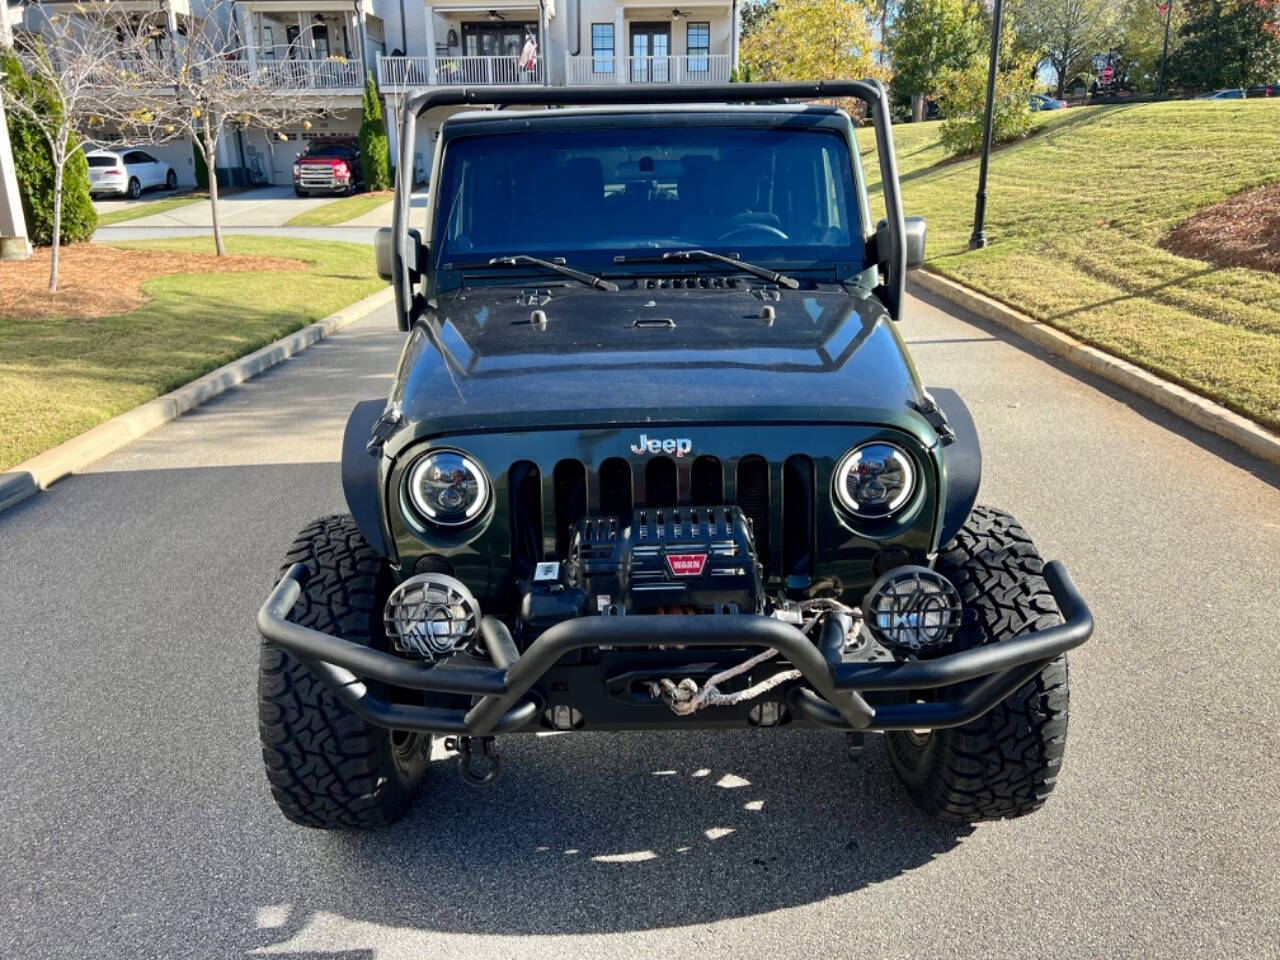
[871,215,928,273]
[374,226,395,282]
[374,226,428,286]
[904,215,926,270]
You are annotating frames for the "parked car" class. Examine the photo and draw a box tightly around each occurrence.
[1030,93,1067,110]
[1197,88,1247,99]
[254,81,1094,830]
[292,139,363,197]
[1246,83,1279,97]
[86,148,177,199]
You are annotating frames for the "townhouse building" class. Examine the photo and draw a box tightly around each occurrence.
[14,0,739,188]
[378,0,740,182]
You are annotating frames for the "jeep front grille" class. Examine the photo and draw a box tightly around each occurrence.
[506,451,817,584]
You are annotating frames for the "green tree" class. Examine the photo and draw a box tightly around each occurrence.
[739,0,777,42]
[1171,0,1280,91]
[0,48,95,266]
[889,0,987,119]
[936,33,1038,156]
[1018,0,1118,97]
[358,69,390,192]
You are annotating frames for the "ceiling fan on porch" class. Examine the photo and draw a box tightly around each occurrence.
[485,9,506,20]
[671,8,688,18]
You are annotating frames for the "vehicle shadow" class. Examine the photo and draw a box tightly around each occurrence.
[244,730,971,952]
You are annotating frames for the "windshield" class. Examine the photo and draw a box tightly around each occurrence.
[432,125,863,271]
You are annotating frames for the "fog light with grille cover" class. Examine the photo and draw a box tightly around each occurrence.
[862,566,962,653]
[384,573,480,661]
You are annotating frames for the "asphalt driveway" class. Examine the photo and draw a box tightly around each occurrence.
[1,290,1277,959]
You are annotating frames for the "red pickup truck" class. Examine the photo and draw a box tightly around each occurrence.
[293,140,363,197]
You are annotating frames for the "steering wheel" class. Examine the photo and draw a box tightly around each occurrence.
[717,223,790,243]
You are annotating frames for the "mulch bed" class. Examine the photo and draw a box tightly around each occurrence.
[1164,181,1280,273]
[0,245,306,321]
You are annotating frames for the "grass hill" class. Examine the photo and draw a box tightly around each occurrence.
[857,100,1280,433]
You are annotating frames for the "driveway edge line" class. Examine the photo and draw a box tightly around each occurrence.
[912,270,1280,469]
[0,286,395,515]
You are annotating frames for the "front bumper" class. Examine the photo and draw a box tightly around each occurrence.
[256,561,1093,735]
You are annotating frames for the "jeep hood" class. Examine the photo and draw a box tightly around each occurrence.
[388,285,929,443]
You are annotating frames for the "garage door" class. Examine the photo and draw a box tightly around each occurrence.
[270,132,306,184]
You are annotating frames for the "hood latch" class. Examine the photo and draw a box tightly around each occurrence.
[910,391,957,447]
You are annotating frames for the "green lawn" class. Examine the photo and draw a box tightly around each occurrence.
[0,237,383,470]
[857,100,1280,433]
[94,193,206,225]
[285,190,393,226]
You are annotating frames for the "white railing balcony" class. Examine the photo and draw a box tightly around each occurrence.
[254,57,365,89]
[87,56,365,91]
[377,54,544,91]
[566,54,731,85]
[189,57,364,90]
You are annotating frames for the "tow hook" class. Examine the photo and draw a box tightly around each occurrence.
[445,735,501,786]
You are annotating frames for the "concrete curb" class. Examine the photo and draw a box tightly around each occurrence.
[911,269,1280,469]
[0,285,395,515]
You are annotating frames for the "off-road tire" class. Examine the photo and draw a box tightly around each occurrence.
[886,505,1070,822]
[258,514,430,829]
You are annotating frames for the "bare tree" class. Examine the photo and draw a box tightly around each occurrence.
[129,0,329,255]
[0,1,154,291]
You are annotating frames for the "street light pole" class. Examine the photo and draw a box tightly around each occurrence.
[1156,0,1173,97]
[968,0,1005,250]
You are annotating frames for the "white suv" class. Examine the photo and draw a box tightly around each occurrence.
[87,149,178,199]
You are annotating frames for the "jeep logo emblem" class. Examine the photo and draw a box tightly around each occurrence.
[629,433,692,458]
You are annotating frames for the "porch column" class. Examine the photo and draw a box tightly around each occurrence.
[243,8,258,70]
[424,5,437,84]
[730,0,739,69]
[538,0,549,84]
[614,5,624,83]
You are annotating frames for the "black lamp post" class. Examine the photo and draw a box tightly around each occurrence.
[1156,0,1173,97]
[968,0,1005,250]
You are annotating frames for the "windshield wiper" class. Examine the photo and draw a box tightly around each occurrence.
[614,249,800,290]
[473,255,618,291]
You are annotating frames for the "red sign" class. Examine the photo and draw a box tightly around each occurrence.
[1102,65,1115,82]
[666,553,708,577]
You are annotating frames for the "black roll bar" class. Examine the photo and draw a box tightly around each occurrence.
[390,80,907,331]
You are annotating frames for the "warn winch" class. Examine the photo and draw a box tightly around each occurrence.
[519,506,764,637]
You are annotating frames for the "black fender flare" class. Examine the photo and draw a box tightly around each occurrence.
[929,387,982,549]
[342,399,395,560]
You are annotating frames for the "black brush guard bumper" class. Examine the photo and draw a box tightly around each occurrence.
[257,561,1092,735]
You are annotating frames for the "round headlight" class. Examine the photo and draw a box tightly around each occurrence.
[834,442,916,517]
[405,449,490,528]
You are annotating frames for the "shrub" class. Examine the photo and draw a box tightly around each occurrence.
[1,50,97,245]
[936,49,1037,157]
[358,70,391,191]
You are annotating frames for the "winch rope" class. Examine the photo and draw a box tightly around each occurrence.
[654,610,835,716]
[655,647,802,716]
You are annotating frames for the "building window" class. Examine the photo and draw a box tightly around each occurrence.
[591,23,614,74]
[687,22,709,72]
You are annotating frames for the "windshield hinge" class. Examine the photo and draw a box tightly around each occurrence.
[366,403,404,457]
[910,392,956,447]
